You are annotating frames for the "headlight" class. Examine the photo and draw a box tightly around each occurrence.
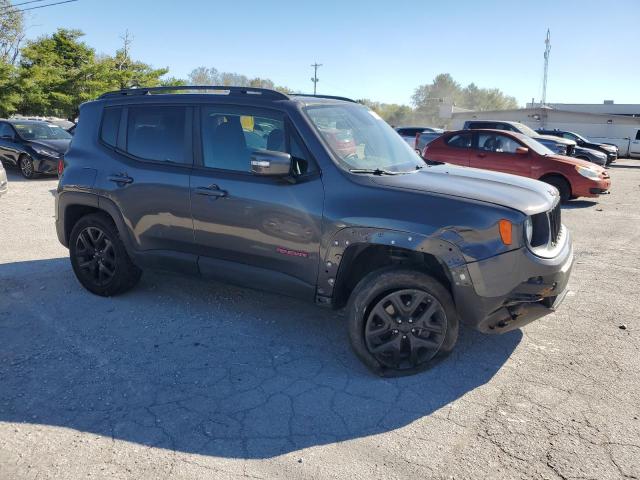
[32,146,61,158]
[524,216,533,244]
[575,165,601,180]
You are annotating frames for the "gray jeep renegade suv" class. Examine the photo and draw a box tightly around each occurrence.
[56,86,573,376]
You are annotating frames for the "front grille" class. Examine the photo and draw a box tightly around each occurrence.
[530,201,562,248]
[549,201,561,245]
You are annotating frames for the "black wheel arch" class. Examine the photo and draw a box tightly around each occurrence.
[58,192,136,257]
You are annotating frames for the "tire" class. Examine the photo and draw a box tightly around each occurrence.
[19,155,35,179]
[69,213,142,296]
[347,267,459,377]
[542,175,571,203]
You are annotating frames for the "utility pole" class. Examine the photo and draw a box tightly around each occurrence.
[310,62,322,95]
[541,29,551,106]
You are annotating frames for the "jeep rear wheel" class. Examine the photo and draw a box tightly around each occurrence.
[347,268,459,376]
[69,213,142,296]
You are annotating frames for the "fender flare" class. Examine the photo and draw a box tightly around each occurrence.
[317,227,472,300]
[57,191,137,256]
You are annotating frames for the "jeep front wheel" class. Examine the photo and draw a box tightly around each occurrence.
[347,268,459,376]
[69,213,142,296]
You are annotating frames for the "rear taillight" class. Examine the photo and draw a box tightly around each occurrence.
[57,158,64,176]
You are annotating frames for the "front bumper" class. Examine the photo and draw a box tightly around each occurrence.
[451,228,573,333]
[33,155,59,175]
[575,177,611,198]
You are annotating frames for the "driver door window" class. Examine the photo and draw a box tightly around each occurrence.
[477,133,520,154]
[200,107,315,175]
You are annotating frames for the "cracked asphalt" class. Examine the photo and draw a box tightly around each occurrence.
[1,160,639,479]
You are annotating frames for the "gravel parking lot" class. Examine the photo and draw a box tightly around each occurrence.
[1,161,639,480]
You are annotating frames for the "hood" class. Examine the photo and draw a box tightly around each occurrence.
[370,164,557,216]
[574,146,606,158]
[547,154,605,171]
[28,139,71,154]
[534,134,576,146]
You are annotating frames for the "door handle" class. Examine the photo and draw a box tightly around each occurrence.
[477,153,486,158]
[108,174,134,185]
[195,185,227,198]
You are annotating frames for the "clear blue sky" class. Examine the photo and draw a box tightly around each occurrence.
[20,0,640,106]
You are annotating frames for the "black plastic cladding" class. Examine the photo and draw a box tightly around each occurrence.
[316,227,472,300]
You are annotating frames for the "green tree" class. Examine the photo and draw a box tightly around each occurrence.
[17,29,97,118]
[412,74,519,126]
[0,60,19,116]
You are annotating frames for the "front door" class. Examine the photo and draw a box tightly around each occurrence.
[630,130,640,157]
[190,104,324,299]
[470,132,531,177]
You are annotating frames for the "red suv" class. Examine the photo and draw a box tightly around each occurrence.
[424,129,611,202]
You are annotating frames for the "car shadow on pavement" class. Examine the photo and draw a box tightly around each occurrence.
[562,200,598,209]
[0,257,521,459]
[2,169,57,183]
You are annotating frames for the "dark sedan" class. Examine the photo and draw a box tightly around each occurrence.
[537,129,618,164]
[0,119,71,179]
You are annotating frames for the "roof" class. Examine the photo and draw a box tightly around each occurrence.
[5,118,51,125]
[97,86,357,106]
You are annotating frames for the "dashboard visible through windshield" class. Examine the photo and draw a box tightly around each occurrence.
[304,104,424,174]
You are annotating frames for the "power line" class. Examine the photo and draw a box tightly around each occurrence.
[3,0,79,13]
[0,0,47,11]
[310,62,322,95]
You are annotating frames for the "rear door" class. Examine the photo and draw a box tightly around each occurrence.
[189,104,324,299]
[630,130,640,156]
[96,104,196,266]
[430,132,472,165]
[469,132,531,177]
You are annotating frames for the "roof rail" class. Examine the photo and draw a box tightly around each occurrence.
[291,93,358,103]
[98,85,290,100]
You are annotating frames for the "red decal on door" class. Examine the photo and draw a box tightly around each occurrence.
[276,247,309,258]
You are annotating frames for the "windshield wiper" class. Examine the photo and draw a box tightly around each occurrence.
[349,168,401,175]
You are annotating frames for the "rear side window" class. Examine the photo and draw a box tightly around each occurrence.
[100,107,121,147]
[126,106,189,163]
[446,133,472,148]
[636,130,640,141]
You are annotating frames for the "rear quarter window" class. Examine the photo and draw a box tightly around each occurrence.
[446,133,472,148]
[100,107,122,147]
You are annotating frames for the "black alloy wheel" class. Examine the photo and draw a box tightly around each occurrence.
[75,226,117,286]
[364,289,447,370]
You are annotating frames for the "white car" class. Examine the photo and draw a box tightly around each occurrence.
[0,162,7,197]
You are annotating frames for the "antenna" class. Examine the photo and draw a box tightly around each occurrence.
[541,29,551,106]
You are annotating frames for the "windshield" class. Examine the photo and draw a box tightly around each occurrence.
[304,104,423,173]
[571,132,588,143]
[13,123,72,141]
[512,122,539,137]
[518,134,555,155]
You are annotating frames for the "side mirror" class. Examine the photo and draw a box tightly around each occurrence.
[515,147,529,155]
[250,150,292,176]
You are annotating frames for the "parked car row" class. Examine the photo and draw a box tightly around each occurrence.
[423,128,610,203]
